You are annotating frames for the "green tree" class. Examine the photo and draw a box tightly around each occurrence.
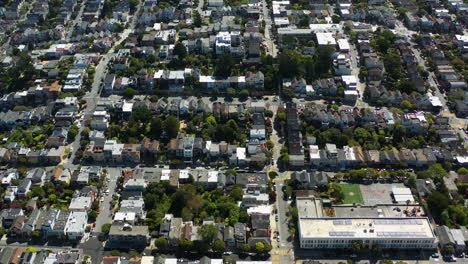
[149,117,163,139]
[155,237,169,251]
[178,239,194,252]
[123,88,136,98]
[110,250,121,256]
[315,46,335,77]
[198,224,218,244]
[229,185,243,201]
[214,53,235,77]
[239,89,249,98]
[352,241,363,253]
[255,242,265,253]
[443,245,455,255]
[101,223,112,235]
[240,243,250,253]
[163,115,180,139]
[213,239,226,254]
[193,10,202,27]
[226,88,236,98]
[266,140,274,149]
[427,191,450,218]
[457,167,468,175]
[269,171,278,179]
[129,0,139,10]
[278,50,303,78]
[173,42,187,59]
[88,210,98,221]
[372,30,396,53]
[26,247,36,253]
[329,183,344,203]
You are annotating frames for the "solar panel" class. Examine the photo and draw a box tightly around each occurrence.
[374,219,423,225]
[329,231,355,237]
[376,231,427,237]
[333,220,352,225]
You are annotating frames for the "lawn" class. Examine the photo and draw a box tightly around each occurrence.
[339,184,364,204]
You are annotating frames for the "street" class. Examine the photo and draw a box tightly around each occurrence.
[270,175,295,264]
[65,0,88,42]
[93,167,121,233]
[261,0,278,57]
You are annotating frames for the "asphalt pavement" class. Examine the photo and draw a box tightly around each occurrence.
[93,167,121,233]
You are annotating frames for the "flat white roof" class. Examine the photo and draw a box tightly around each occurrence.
[247,205,271,215]
[344,90,359,95]
[161,169,171,181]
[208,171,218,182]
[337,39,350,51]
[65,211,88,233]
[114,211,136,221]
[237,147,246,159]
[392,187,412,195]
[299,218,435,239]
[316,33,336,46]
[309,24,341,33]
[274,17,290,25]
[342,75,357,84]
[309,145,320,159]
[122,102,133,112]
[69,197,92,210]
[179,169,189,179]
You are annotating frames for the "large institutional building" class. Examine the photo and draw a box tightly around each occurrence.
[297,198,438,249]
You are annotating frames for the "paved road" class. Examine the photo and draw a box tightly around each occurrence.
[93,167,121,233]
[80,237,104,263]
[261,0,278,57]
[65,52,113,168]
[348,39,368,108]
[196,0,204,14]
[66,0,143,166]
[272,177,294,263]
[65,0,88,41]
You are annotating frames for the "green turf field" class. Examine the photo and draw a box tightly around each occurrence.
[339,184,364,204]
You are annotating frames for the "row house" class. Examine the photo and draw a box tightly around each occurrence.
[309,144,445,170]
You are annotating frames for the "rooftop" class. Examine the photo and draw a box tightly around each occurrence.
[299,217,435,239]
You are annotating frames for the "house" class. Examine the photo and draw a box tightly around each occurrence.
[114,211,137,225]
[234,223,246,245]
[436,225,466,253]
[224,226,235,247]
[22,208,43,238]
[41,208,60,238]
[245,71,264,90]
[291,170,328,189]
[50,210,71,239]
[65,211,88,240]
[108,224,150,249]
[45,249,83,264]
[69,196,92,211]
[208,0,224,8]
[1,208,24,228]
[415,179,436,197]
[333,54,352,75]
[120,198,146,219]
[9,215,26,237]
[17,178,32,198]
[27,168,46,185]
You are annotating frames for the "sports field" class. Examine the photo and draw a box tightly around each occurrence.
[339,184,364,204]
